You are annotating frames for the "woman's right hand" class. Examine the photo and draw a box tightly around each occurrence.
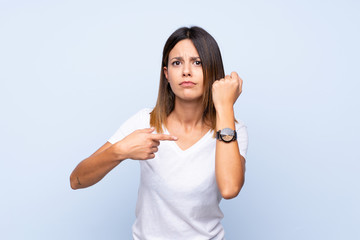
[113,127,178,160]
[70,127,177,189]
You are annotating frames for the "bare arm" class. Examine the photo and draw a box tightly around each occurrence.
[212,72,245,199]
[215,107,245,199]
[70,142,124,189]
[70,128,177,190]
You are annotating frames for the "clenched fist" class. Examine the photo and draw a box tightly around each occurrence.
[212,71,243,111]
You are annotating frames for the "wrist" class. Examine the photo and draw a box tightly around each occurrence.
[109,142,128,162]
[215,104,234,115]
[216,107,235,131]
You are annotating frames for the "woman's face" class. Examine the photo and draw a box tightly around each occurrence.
[164,39,204,102]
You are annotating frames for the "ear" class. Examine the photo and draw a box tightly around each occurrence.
[163,66,168,80]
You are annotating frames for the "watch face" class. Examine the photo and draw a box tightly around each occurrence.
[220,128,235,142]
[221,134,234,142]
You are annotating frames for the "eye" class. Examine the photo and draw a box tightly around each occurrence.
[194,60,202,66]
[172,61,181,66]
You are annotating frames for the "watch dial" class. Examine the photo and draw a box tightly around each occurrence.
[221,135,233,142]
[220,128,235,142]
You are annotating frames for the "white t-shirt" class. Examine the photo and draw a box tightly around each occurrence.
[108,108,249,240]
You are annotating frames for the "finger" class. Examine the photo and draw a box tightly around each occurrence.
[224,75,231,81]
[148,153,155,159]
[230,71,242,90]
[151,146,158,153]
[212,80,220,88]
[230,71,239,80]
[231,72,242,86]
[152,140,160,147]
[150,133,178,141]
[237,75,243,91]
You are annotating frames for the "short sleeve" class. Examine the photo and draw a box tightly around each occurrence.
[108,108,152,144]
[236,120,249,159]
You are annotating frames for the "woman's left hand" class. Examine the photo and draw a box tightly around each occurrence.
[212,71,243,111]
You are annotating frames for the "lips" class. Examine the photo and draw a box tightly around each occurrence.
[180,81,196,87]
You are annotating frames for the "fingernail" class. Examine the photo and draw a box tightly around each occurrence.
[173,136,178,140]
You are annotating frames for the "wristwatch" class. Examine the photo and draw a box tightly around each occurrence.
[216,128,237,143]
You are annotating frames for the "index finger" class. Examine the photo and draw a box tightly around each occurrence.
[230,71,239,80]
[150,133,178,141]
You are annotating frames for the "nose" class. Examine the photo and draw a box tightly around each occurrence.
[182,62,191,77]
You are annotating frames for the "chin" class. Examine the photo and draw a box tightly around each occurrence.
[175,94,203,102]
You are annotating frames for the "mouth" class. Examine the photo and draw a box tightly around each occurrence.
[180,81,196,87]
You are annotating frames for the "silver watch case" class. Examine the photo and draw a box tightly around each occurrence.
[216,128,237,143]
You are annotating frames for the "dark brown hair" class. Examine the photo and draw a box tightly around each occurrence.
[150,26,225,133]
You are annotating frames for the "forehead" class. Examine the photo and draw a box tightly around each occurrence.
[169,39,199,58]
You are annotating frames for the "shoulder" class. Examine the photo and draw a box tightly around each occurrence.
[125,108,152,126]
[138,108,153,117]
[130,108,152,124]
[107,108,153,144]
[234,118,249,159]
[235,119,247,130]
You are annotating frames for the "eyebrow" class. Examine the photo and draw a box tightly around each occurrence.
[170,56,201,61]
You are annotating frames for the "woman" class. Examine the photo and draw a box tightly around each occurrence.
[70,26,248,239]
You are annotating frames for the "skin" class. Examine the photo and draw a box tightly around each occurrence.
[70,39,245,199]
[212,72,245,199]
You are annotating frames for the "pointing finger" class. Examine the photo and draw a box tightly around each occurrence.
[150,133,178,141]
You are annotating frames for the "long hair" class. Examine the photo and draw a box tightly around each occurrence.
[150,26,225,134]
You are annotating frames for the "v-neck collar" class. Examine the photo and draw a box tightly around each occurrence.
[163,127,213,155]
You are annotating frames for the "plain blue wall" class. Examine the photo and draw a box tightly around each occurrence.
[1,0,359,239]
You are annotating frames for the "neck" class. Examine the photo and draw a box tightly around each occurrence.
[168,97,206,130]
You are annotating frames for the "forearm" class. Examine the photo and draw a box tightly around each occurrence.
[215,106,245,199]
[70,144,126,189]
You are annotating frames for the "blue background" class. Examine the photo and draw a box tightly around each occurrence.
[1,0,359,239]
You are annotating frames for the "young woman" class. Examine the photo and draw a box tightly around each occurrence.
[70,26,248,239]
